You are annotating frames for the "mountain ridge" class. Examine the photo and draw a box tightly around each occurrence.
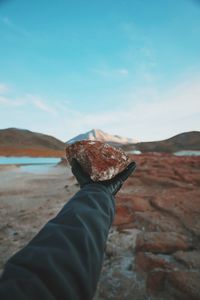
[0,128,199,157]
[66,128,138,146]
[122,131,200,153]
[0,128,65,157]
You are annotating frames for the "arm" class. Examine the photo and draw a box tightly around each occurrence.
[0,160,136,300]
[0,184,115,300]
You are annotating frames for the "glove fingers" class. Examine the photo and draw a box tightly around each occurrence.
[71,159,92,187]
[115,161,136,183]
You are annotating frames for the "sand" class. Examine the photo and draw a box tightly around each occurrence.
[0,165,79,273]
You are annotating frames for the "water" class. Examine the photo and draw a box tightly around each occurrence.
[174,150,200,156]
[0,156,61,174]
[127,150,141,155]
[20,164,56,173]
[0,156,60,165]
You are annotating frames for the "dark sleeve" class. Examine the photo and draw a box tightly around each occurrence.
[0,183,115,300]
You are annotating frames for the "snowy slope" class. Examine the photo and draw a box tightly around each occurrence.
[66,129,138,145]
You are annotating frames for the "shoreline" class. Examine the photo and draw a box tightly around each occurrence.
[0,147,65,158]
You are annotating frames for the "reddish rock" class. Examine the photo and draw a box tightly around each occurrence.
[116,194,153,212]
[135,252,176,273]
[66,140,132,181]
[113,194,154,228]
[150,189,200,237]
[136,232,194,254]
[113,204,135,226]
[166,271,200,300]
[146,270,166,295]
[133,211,187,234]
[173,250,200,269]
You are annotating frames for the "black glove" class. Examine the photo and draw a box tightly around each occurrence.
[71,158,136,196]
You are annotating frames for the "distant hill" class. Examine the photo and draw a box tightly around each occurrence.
[123,131,200,153]
[1,128,199,157]
[0,128,65,157]
[66,128,138,146]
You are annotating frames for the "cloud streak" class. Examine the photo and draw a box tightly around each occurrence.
[0,83,9,93]
[27,95,58,116]
[0,16,30,38]
[92,67,129,78]
[0,92,58,116]
[56,75,200,141]
[0,95,25,106]
[0,74,199,142]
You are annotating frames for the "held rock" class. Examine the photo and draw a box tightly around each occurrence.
[66,140,132,181]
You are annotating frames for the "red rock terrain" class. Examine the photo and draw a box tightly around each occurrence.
[0,152,199,299]
[95,153,200,300]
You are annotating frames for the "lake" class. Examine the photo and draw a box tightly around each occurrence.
[174,151,200,156]
[0,157,62,174]
[0,156,61,165]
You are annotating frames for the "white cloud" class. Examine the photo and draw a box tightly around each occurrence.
[27,95,58,116]
[0,16,30,38]
[0,74,199,142]
[0,83,9,94]
[0,95,25,106]
[92,67,129,78]
[53,75,200,141]
[0,93,58,116]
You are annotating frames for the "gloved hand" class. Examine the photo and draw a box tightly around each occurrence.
[71,158,136,196]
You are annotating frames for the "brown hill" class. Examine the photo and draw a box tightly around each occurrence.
[123,131,200,153]
[0,128,65,157]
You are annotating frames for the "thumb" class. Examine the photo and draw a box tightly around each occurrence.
[115,161,136,183]
[71,159,92,187]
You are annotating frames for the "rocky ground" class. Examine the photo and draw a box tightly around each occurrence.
[0,154,200,299]
[95,154,200,300]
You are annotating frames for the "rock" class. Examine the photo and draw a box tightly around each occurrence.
[1,151,200,300]
[146,270,166,295]
[166,271,200,300]
[135,252,176,273]
[66,140,132,181]
[116,194,153,212]
[113,194,153,228]
[105,228,140,258]
[173,250,200,269]
[133,211,187,234]
[150,189,200,237]
[136,232,194,254]
[113,204,135,227]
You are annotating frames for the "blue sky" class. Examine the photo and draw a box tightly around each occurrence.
[0,0,200,141]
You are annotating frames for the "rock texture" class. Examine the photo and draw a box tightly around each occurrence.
[94,153,200,300]
[1,152,200,300]
[66,140,132,181]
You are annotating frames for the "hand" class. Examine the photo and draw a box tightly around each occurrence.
[71,159,136,196]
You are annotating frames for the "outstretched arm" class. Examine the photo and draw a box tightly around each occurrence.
[0,161,136,300]
[0,184,115,300]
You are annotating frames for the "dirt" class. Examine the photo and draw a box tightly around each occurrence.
[0,153,200,300]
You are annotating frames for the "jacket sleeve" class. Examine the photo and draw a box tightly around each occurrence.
[0,183,115,300]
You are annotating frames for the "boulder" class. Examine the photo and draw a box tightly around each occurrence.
[173,250,200,269]
[135,252,176,273]
[136,232,194,254]
[166,271,200,300]
[66,140,132,181]
[146,270,166,295]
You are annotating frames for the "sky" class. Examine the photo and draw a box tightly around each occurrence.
[0,0,200,142]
